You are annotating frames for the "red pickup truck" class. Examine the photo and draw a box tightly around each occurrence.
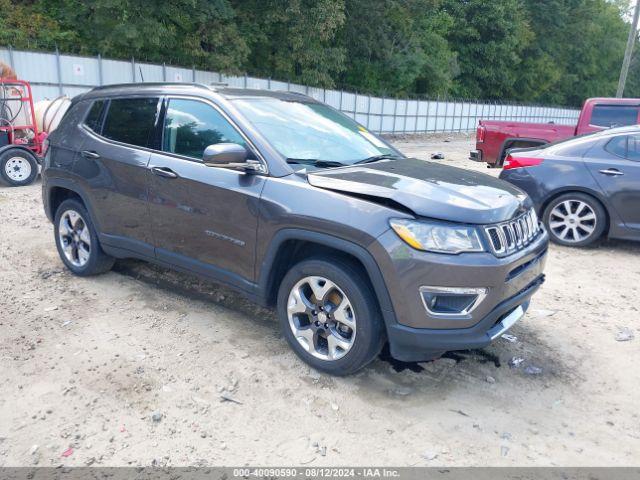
[471,97,640,167]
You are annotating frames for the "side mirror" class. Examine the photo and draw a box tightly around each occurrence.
[202,143,265,173]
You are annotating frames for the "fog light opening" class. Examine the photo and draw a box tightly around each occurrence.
[420,287,488,317]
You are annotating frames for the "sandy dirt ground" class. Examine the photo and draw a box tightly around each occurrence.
[0,135,638,467]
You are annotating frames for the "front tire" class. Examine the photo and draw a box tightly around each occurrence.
[0,149,39,186]
[54,198,114,276]
[277,257,384,376]
[543,193,606,247]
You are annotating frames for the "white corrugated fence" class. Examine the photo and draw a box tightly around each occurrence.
[0,46,581,134]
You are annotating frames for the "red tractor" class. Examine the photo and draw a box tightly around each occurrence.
[0,78,48,186]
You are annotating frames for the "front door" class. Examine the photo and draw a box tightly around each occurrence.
[584,134,640,232]
[148,97,266,289]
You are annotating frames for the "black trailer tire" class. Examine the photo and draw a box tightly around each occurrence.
[0,148,39,186]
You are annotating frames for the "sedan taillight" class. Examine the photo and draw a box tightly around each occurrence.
[503,154,543,170]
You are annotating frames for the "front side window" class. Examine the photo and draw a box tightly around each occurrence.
[102,97,159,148]
[591,105,639,128]
[162,98,246,160]
[230,96,397,166]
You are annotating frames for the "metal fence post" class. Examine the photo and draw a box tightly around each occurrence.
[192,66,196,83]
[162,62,166,82]
[392,97,398,134]
[97,53,103,86]
[131,57,136,82]
[8,45,15,71]
[268,77,272,90]
[244,74,248,88]
[380,96,385,134]
[55,47,63,95]
[366,94,372,129]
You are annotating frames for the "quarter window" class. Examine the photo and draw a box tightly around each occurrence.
[605,136,627,158]
[590,105,639,128]
[102,97,159,148]
[604,134,640,162]
[162,98,246,160]
[84,100,106,134]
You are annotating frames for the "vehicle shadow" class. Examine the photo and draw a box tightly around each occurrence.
[112,258,578,396]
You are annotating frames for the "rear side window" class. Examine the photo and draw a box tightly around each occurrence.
[102,97,159,148]
[590,105,639,128]
[628,135,640,161]
[604,134,640,162]
[84,100,106,133]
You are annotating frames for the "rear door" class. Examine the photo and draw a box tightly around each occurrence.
[74,96,160,255]
[584,134,640,232]
[147,96,266,287]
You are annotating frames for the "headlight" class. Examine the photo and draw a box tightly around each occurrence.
[389,218,484,254]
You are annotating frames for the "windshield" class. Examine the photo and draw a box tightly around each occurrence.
[231,96,399,166]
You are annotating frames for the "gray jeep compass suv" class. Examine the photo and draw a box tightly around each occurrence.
[42,83,548,375]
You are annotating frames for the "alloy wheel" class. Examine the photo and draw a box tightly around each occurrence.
[548,200,597,243]
[58,210,92,267]
[286,276,356,361]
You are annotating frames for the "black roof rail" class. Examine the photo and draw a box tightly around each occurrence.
[89,82,215,92]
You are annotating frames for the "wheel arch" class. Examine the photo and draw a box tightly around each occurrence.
[44,179,99,229]
[499,137,548,163]
[258,229,397,329]
[540,188,611,235]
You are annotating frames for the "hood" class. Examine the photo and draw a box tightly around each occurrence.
[307,158,530,224]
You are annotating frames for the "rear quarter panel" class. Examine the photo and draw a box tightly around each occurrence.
[499,157,612,218]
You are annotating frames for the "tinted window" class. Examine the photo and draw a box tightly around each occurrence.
[102,97,159,147]
[626,135,640,161]
[162,99,246,159]
[591,105,638,128]
[605,136,627,158]
[84,100,106,133]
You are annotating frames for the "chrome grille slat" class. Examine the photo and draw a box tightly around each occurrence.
[484,208,541,257]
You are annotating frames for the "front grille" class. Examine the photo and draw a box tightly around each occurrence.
[484,208,541,257]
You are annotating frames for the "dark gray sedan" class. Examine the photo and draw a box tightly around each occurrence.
[499,126,640,247]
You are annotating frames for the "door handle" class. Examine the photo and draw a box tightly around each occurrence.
[81,150,100,159]
[599,168,624,176]
[151,166,179,179]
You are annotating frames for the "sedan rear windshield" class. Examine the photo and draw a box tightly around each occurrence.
[231,96,397,165]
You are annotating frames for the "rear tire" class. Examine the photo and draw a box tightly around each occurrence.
[0,149,39,186]
[54,198,115,276]
[543,193,606,247]
[277,257,384,376]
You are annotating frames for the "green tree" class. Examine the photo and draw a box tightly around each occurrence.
[233,0,346,87]
[42,0,248,71]
[0,0,77,50]
[442,0,532,99]
[339,0,455,96]
[518,0,628,105]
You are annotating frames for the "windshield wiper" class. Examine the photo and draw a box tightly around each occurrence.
[286,158,347,168]
[353,154,402,165]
